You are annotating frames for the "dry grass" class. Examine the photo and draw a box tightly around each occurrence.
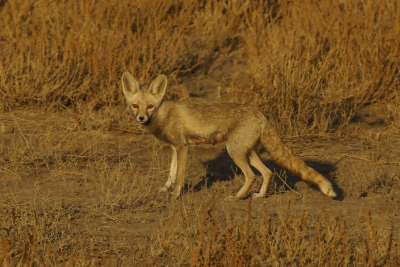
[1,193,398,265]
[1,0,400,265]
[1,0,399,133]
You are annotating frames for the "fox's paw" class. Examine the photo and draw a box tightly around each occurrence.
[251,193,265,199]
[225,196,239,202]
[169,186,182,199]
[169,192,181,199]
[158,186,169,193]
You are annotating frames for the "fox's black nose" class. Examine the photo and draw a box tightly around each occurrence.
[138,116,145,121]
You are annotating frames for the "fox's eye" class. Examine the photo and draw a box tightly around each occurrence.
[132,104,138,109]
[147,104,154,109]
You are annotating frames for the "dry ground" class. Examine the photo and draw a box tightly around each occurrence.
[1,0,400,265]
[1,97,399,265]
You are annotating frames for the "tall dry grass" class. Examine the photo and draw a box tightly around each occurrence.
[1,0,399,134]
[241,0,400,134]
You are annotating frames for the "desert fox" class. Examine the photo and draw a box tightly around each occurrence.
[121,72,337,201]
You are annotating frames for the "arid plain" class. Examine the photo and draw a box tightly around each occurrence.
[1,0,400,265]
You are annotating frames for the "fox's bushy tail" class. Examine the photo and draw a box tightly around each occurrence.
[261,127,337,197]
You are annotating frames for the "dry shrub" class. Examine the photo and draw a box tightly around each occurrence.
[1,0,399,133]
[137,198,397,265]
[0,0,239,111]
[241,0,400,134]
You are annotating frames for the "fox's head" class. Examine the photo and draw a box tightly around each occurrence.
[121,72,167,124]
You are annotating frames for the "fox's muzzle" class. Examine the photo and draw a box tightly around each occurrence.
[137,115,148,123]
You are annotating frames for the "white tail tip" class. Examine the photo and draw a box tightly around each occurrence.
[320,183,337,198]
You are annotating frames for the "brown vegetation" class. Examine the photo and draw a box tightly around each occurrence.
[1,0,400,265]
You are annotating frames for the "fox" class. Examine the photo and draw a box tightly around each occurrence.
[121,72,337,201]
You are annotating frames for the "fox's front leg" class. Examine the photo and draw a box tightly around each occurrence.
[159,146,177,193]
[171,145,189,198]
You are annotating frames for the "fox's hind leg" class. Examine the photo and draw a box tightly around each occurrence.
[248,150,273,199]
[159,146,177,193]
[225,145,256,202]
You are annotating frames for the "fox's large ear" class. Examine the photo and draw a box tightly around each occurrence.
[122,72,140,98]
[149,74,167,99]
